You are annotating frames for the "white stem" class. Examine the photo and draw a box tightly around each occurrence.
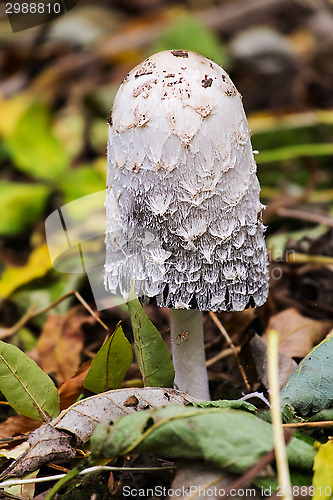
[0,466,175,488]
[170,309,210,401]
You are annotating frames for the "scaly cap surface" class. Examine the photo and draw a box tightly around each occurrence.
[105,50,268,311]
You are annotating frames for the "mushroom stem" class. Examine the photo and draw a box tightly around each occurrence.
[169,308,210,401]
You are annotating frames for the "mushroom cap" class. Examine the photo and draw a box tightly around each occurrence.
[105,50,268,311]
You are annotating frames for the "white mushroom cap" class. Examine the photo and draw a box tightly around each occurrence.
[105,50,268,311]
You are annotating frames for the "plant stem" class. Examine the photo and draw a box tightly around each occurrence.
[169,309,210,401]
[0,465,176,489]
[267,329,292,500]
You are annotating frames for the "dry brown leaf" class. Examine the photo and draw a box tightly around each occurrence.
[1,469,38,500]
[0,441,29,460]
[250,333,297,390]
[0,416,42,441]
[169,463,240,500]
[58,360,92,411]
[1,388,194,479]
[38,306,96,382]
[263,308,333,358]
[223,308,256,338]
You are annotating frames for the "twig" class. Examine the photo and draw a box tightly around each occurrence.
[46,464,70,473]
[206,345,240,367]
[208,312,233,344]
[0,435,28,445]
[209,312,250,391]
[0,306,36,340]
[277,207,333,227]
[267,330,292,500]
[286,252,333,266]
[72,291,109,336]
[207,372,229,382]
[283,420,333,429]
[0,290,109,340]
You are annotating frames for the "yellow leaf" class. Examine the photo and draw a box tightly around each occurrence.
[0,93,33,139]
[0,441,29,460]
[0,244,52,298]
[312,440,333,500]
[2,470,39,499]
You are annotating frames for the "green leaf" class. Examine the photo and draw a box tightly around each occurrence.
[280,334,333,416]
[18,328,38,352]
[312,441,333,500]
[287,433,318,471]
[6,102,69,181]
[152,13,229,67]
[258,143,333,164]
[307,408,333,422]
[84,323,133,394]
[0,182,50,236]
[256,470,312,491]
[59,166,106,203]
[127,285,174,388]
[0,341,60,421]
[188,399,256,413]
[90,406,315,476]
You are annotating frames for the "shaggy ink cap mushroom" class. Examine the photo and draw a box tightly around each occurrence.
[105,50,269,399]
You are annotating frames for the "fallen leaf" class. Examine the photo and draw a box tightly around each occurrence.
[263,308,333,358]
[90,405,315,476]
[1,388,194,479]
[169,463,242,500]
[0,245,52,299]
[312,440,333,500]
[0,341,60,421]
[281,334,333,416]
[223,308,256,338]
[38,306,94,382]
[1,470,39,500]
[250,333,297,389]
[0,416,42,441]
[0,442,29,460]
[38,315,65,376]
[59,360,92,411]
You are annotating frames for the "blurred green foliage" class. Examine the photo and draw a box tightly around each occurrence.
[60,166,105,203]
[0,181,50,236]
[6,102,70,181]
[152,13,229,68]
